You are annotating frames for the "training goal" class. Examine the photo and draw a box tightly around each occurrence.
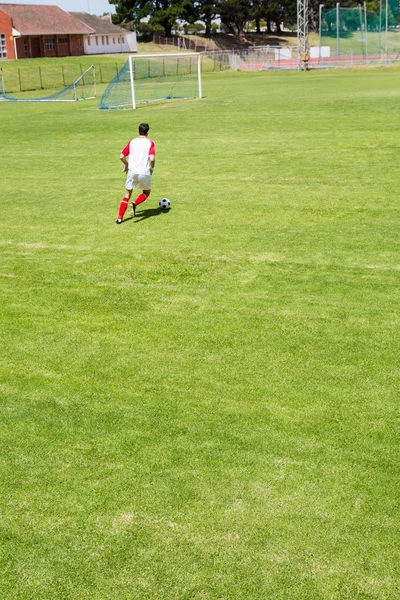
[99,53,202,110]
[0,65,96,103]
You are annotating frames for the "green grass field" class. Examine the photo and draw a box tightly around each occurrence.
[0,66,399,599]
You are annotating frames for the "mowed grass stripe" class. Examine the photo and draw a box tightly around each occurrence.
[0,67,399,599]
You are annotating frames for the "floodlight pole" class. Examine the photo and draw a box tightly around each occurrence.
[297,0,309,70]
[319,4,324,65]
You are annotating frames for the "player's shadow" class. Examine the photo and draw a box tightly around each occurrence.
[135,207,170,222]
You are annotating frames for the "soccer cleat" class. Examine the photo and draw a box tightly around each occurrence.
[130,202,136,217]
[116,218,122,224]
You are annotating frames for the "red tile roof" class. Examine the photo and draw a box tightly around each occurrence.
[0,3,94,35]
[70,12,127,35]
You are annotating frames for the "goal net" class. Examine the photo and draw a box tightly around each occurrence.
[99,53,202,110]
[0,65,96,102]
[320,4,400,64]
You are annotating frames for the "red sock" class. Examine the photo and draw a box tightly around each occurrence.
[118,197,129,220]
[134,193,148,207]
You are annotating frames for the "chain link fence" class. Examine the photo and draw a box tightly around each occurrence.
[204,44,400,70]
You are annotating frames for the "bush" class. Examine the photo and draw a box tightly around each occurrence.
[183,22,206,35]
[135,21,162,42]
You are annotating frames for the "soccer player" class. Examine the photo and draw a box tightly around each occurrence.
[116,122,156,224]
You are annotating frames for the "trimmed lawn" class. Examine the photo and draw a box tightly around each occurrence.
[0,66,399,599]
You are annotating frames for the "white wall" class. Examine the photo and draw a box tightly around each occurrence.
[310,46,330,58]
[84,31,137,55]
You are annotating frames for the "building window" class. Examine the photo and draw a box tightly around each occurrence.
[112,37,115,44]
[87,37,91,46]
[95,37,98,45]
[58,37,68,44]
[45,38,56,50]
[24,40,29,57]
[0,33,7,59]
[117,37,120,44]
[106,36,109,45]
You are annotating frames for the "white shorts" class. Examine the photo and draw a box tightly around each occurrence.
[125,171,152,191]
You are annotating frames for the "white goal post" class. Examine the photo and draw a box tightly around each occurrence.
[0,69,5,95]
[128,52,202,109]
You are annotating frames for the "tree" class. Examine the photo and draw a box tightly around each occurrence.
[193,0,219,36]
[149,2,180,36]
[280,0,297,30]
[263,0,283,33]
[150,0,195,36]
[109,0,152,24]
[218,0,250,33]
[110,0,195,37]
[248,0,268,33]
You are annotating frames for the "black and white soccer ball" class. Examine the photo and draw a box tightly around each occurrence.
[159,198,171,211]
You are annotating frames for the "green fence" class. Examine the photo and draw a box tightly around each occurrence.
[320,3,400,62]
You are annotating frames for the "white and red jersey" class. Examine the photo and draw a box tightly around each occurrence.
[121,137,155,174]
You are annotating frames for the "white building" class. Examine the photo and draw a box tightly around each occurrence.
[70,12,137,55]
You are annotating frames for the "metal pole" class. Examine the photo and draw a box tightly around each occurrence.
[336,3,340,65]
[364,2,368,63]
[319,4,324,65]
[197,53,202,99]
[385,0,388,59]
[379,0,382,58]
[129,55,136,109]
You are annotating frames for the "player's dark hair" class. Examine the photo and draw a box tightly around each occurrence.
[139,123,150,136]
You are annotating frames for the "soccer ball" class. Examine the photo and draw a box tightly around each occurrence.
[159,198,171,211]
